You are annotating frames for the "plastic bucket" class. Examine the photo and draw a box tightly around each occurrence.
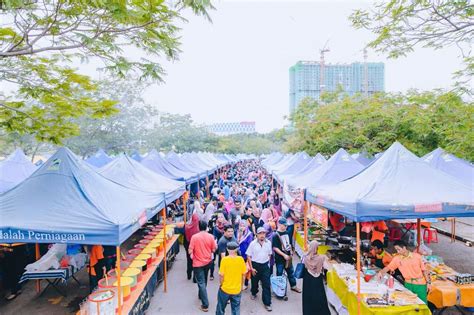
[113,276,133,301]
[133,243,147,250]
[136,253,152,267]
[144,235,155,240]
[98,276,123,308]
[139,239,151,246]
[88,290,116,315]
[123,267,141,289]
[130,259,147,272]
[128,248,142,257]
[142,247,157,260]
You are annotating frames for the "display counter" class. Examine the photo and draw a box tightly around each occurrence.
[122,235,180,315]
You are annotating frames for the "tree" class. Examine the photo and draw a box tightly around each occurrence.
[287,91,474,161]
[350,0,474,93]
[65,80,159,158]
[0,0,213,142]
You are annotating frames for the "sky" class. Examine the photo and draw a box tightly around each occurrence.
[138,0,463,132]
[6,0,459,133]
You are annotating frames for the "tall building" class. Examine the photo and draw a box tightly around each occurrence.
[207,121,256,136]
[289,61,385,114]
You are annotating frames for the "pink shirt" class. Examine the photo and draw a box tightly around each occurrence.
[188,231,217,267]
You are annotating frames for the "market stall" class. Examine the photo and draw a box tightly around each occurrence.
[0,148,180,315]
[304,142,474,314]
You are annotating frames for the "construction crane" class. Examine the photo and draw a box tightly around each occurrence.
[319,40,330,94]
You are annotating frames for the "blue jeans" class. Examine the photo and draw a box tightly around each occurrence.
[216,288,241,315]
[194,262,211,308]
[276,261,297,288]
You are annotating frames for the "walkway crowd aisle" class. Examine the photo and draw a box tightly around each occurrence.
[147,248,336,315]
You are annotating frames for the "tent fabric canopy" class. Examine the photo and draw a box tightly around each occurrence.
[141,150,199,184]
[0,148,167,246]
[274,153,313,184]
[306,142,474,222]
[85,149,113,168]
[166,152,207,179]
[98,154,185,205]
[288,149,364,189]
[0,149,37,193]
[423,148,473,188]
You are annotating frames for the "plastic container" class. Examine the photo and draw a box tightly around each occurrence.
[123,267,141,289]
[113,276,133,301]
[128,248,142,257]
[107,262,130,277]
[142,247,157,260]
[130,259,147,272]
[139,239,151,246]
[88,290,116,315]
[133,243,147,250]
[317,245,330,255]
[144,234,155,240]
[136,253,152,266]
[97,276,123,308]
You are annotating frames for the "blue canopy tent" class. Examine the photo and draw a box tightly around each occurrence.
[271,152,309,175]
[287,149,364,189]
[141,150,199,184]
[274,153,313,185]
[262,152,285,169]
[0,149,37,193]
[267,153,298,173]
[290,153,326,178]
[351,151,374,166]
[0,148,167,246]
[98,154,186,205]
[305,142,474,222]
[166,152,207,179]
[423,148,473,188]
[130,151,142,162]
[85,149,113,168]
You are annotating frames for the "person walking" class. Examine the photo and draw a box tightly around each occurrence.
[215,242,247,315]
[189,220,218,312]
[302,241,332,315]
[185,212,201,280]
[272,217,301,300]
[217,224,237,265]
[246,227,273,312]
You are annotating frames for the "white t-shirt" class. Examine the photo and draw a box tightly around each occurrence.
[246,239,273,264]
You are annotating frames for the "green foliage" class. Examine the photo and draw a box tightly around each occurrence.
[350,0,474,94]
[287,91,474,161]
[0,0,213,143]
[215,133,282,155]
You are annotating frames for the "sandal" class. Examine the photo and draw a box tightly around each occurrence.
[5,293,18,301]
[291,287,302,293]
[199,305,209,312]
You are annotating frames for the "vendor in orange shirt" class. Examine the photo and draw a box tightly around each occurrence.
[377,240,431,303]
[367,239,392,269]
[329,212,345,234]
[87,245,105,292]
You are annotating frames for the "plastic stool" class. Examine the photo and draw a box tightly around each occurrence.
[423,228,438,244]
[388,228,402,241]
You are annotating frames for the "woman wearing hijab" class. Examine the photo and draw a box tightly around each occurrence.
[272,192,282,217]
[224,197,235,215]
[302,241,332,315]
[193,200,204,220]
[184,212,201,280]
[260,206,277,230]
[237,220,253,289]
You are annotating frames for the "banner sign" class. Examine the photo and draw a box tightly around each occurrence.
[309,204,328,229]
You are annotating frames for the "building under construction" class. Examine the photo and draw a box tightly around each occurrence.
[289,60,385,115]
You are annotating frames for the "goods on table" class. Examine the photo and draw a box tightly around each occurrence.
[87,289,116,315]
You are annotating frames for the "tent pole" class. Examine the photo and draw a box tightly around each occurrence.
[303,201,309,251]
[416,218,421,252]
[116,246,122,314]
[162,208,168,293]
[206,176,210,200]
[35,244,41,293]
[183,192,188,223]
[356,222,361,315]
[452,218,456,243]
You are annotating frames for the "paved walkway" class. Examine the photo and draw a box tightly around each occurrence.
[147,246,336,315]
[432,217,474,243]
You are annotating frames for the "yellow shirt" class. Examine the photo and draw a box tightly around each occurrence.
[219,255,247,295]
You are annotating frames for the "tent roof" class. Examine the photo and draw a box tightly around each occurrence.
[352,152,374,166]
[423,148,473,187]
[0,148,168,245]
[98,154,185,205]
[130,151,142,162]
[141,150,199,184]
[85,149,113,168]
[0,149,37,193]
[288,149,364,189]
[166,152,207,178]
[274,153,313,184]
[306,142,474,222]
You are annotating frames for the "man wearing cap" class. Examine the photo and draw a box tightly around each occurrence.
[246,227,273,312]
[216,241,247,315]
[272,217,302,299]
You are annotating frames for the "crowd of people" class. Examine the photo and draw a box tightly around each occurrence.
[182,160,332,314]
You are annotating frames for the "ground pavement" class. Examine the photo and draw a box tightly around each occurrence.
[147,248,336,315]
